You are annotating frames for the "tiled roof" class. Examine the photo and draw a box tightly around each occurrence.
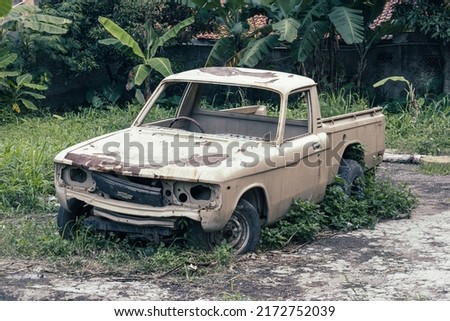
[371,0,407,29]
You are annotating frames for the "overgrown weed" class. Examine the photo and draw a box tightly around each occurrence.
[385,94,450,155]
[261,176,417,250]
[319,89,369,118]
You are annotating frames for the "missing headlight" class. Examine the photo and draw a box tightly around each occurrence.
[70,168,87,183]
[190,185,212,201]
[61,166,95,190]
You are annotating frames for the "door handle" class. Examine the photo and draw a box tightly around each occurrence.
[312,142,321,150]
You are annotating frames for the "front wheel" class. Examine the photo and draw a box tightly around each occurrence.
[191,199,261,255]
[57,204,89,239]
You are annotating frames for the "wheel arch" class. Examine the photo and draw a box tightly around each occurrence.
[342,142,365,166]
[239,186,269,226]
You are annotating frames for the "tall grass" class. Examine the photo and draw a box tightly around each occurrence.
[319,89,369,118]
[385,95,450,155]
[0,214,233,275]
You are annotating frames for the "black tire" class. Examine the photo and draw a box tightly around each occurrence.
[57,205,88,240]
[338,158,366,199]
[189,199,261,255]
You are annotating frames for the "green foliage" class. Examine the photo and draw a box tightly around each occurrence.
[239,34,279,67]
[254,0,365,62]
[374,76,419,116]
[1,5,71,35]
[98,17,145,58]
[0,72,48,113]
[38,0,118,75]
[318,89,368,118]
[262,175,417,250]
[0,5,71,73]
[327,6,364,45]
[98,15,194,94]
[394,0,450,43]
[364,178,417,220]
[0,5,70,113]
[199,0,258,67]
[261,199,325,249]
[86,83,123,108]
[0,47,48,113]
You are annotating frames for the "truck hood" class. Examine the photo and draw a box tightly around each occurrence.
[54,126,281,183]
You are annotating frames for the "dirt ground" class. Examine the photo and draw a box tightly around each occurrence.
[1,163,449,301]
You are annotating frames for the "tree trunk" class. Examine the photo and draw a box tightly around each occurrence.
[442,42,450,94]
[328,29,336,90]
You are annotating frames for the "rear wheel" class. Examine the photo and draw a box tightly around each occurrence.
[190,199,261,255]
[338,158,366,198]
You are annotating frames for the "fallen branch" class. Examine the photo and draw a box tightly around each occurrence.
[383,153,450,165]
[383,153,421,164]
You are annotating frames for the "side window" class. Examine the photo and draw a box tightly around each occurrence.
[284,90,310,140]
[287,90,309,120]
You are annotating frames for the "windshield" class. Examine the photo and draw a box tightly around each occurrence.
[134,81,309,142]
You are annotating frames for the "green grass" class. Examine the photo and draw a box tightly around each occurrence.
[0,214,233,276]
[418,163,450,175]
[385,95,450,155]
[319,89,369,118]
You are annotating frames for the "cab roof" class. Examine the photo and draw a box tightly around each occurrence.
[163,67,316,95]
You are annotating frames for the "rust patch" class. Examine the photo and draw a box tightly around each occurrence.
[65,153,163,176]
[64,152,229,175]
[199,67,277,79]
[65,153,117,169]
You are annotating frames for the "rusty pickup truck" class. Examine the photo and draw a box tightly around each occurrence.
[54,67,385,254]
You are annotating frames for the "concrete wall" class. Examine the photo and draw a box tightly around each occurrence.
[363,34,443,101]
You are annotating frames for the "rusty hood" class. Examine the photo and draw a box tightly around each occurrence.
[54,126,282,183]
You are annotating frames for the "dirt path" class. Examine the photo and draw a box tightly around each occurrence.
[1,163,449,301]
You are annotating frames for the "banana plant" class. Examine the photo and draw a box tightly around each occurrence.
[0,5,71,35]
[253,0,364,63]
[373,76,419,117]
[192,0,276,68]
[98,15,195,96]
[0,48,48,113]
[0,5,69,113]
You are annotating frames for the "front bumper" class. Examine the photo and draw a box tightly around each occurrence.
[56,185,226,232]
